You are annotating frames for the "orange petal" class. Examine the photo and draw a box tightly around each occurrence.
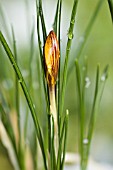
[44,30,60,87]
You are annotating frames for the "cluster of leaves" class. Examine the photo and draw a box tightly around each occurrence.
[75,59,109,170]
[0,0,112,170]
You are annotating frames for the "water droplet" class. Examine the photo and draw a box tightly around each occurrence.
[68,31,74,40]
[33,104,36,109]
[101,75,105,82]
[71,19,75,24]
[66,109,69,115]
[83,138,89,144]
[85,77,91,88]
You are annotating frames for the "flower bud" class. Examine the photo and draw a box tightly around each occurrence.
[44,30,60,88]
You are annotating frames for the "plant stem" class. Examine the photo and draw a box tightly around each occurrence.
[49,85,58,158]
[60,0,78,117]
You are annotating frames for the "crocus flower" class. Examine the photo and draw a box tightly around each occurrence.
[44,30,60,88]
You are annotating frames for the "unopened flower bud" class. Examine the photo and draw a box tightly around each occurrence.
[44,30,60,88]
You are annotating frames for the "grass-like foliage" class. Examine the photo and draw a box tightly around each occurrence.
[0,0,111,170]
[107,0,113,22]
[75,59,109,170]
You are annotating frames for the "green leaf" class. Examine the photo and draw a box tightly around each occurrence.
[53,0,62,38]
[107,0,113,23]
[0,31,48,170]
[36,0,47,43]
[61,110,69,170]
[36,4,50,115]
[68,0,105,75]
[75,59,85,168]
[0,102,21,168]
[11,26,21,146]
[97,65,109,108]
[85,65,100,164]
[60,0,78,119]
[0,103,17,152]
[57,110,69,170]
[53,0,62,143]
[0,4,11,42]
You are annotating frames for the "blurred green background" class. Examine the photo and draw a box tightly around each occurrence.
[0,0,113,169]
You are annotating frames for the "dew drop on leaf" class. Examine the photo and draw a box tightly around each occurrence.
[83,138,89,145]
[85,77,91,88]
